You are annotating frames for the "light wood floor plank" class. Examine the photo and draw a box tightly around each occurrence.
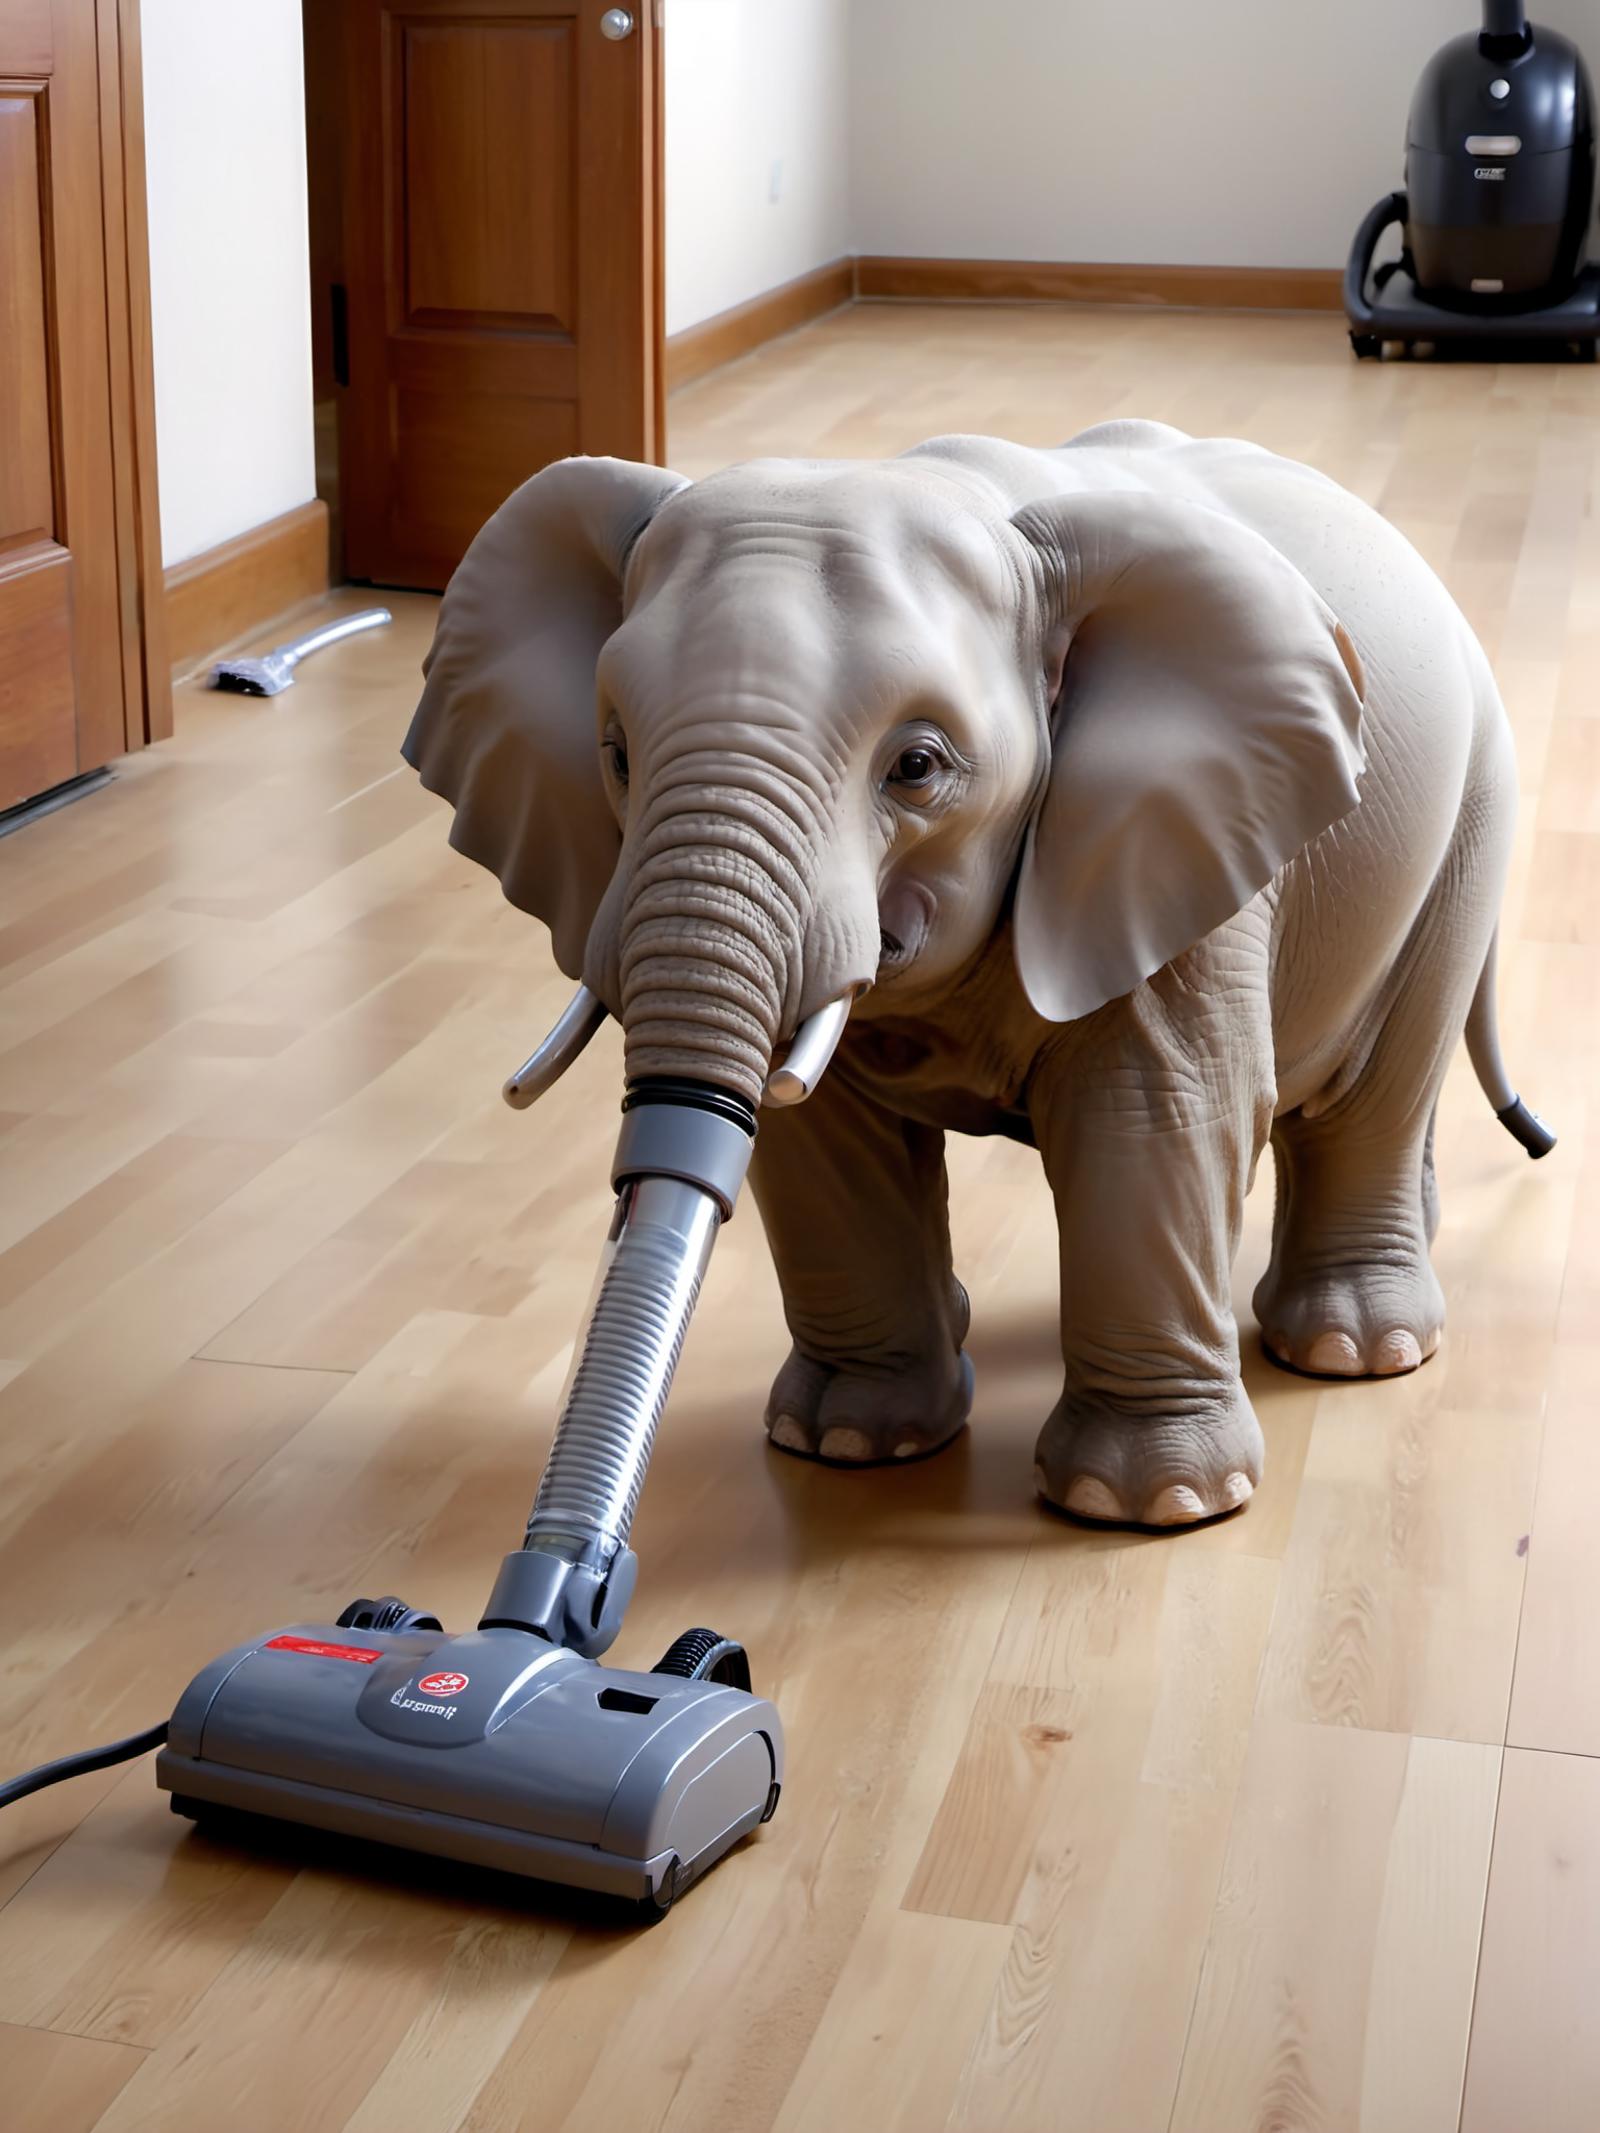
[1170,1726,1501,2133]
[946,1551,1280,2131]
[1508,1342,1600,1755]
[1459,1746,1600,2133]
[773,1912,1013,2133]
[0,2020,146,2133]
[1255,1386,1541,1742]
[0,1359,346,1913]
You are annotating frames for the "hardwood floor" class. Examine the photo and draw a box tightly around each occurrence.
[0,301,1595,2131]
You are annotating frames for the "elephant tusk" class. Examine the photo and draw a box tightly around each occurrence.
[502,984,609,1109]
[764,996,852,1108]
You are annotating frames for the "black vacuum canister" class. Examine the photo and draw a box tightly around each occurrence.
[1406,11,1596,303]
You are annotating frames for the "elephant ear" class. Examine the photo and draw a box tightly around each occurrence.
[1011,490,1366,1023]
[402,456,689,978]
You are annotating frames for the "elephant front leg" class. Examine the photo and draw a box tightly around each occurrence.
[1031,964,1273,1527]
[747,1058,972,1465]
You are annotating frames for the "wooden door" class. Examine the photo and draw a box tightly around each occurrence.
[324,0,663,592]
[0,0,132,810]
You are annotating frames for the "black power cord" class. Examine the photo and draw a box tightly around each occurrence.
[0,1723,169,1810]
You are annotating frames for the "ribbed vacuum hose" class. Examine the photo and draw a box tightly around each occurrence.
[526,1177,721,1559]
[482,1020,843,1653]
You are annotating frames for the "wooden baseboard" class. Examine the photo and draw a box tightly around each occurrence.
[665,257,856,392]
[163,499,331,674]
[855,255,1344,313]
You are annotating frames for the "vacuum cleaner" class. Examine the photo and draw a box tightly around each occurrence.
[0,992,850,1917]
[1345,0,1600,356]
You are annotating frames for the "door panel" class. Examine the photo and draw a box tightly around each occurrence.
[0,550,75,803]
[0,0,131,810]
[0,83,77,805]
[333,0,660,591]
[393,389,579,561]
[0,90,56,545]
[402,20,574,327]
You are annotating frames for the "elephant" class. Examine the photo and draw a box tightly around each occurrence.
[402,419,1547,1529]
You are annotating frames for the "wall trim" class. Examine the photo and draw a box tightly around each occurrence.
[163,500,330,676]
[663,255,1345,394]
[854,256,1344,312]
[665,257,857,392]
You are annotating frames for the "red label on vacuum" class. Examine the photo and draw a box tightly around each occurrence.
[263,1635,383,1665]
[417,1670,469,1697]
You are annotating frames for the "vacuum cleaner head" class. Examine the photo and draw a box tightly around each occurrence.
[157,1616,782,1912]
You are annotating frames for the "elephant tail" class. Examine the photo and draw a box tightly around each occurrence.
[1464,927,1557,1159]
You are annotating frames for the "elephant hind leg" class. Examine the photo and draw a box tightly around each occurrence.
[1254,1106,1445,1378]
[1256,844,1497,1378]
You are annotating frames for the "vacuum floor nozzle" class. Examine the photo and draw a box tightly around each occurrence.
[157,1618,781,1912]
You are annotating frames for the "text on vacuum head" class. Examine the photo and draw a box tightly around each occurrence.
[390,1689,460,1720]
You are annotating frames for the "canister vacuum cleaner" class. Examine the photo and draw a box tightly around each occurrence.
[0,991,850,1917]
[1345,0,1600,355]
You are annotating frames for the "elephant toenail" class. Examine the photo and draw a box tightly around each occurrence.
[1220,1471,1255,1510]
[1373,1329,1423,1374]
[1307,1332,1363,1376]
[893,1440,921,1459]
[769,1415,812,1453]
[819,1425,875,1462]
[1144,1483,1207,1525]
[1063,1475,1125,1522]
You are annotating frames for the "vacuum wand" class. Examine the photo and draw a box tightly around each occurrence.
[481,992,851,1659]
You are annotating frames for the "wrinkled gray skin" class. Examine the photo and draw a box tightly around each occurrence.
[404,421,1521,1527]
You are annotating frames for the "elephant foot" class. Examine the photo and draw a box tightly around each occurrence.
[1254,1251,1444,1379]
[1033,1386,1264,1527]
[764,1346,974,1466]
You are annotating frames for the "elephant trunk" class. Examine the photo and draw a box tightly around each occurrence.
[615,789,815,1106]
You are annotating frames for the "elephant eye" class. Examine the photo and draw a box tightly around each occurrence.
[888,744,942,791]
[603,738,629,787]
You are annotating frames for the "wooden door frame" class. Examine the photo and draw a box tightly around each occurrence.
[303,0,667,583]
[95,0,171,747]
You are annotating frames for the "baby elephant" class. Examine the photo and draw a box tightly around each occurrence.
[404,422,1549,1528]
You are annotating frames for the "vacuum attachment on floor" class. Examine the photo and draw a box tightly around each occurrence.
[155,992,849,1915]
[210,608,392,696]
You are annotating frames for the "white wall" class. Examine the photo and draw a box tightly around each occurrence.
[851,0,1600,268]
[665,0,853,335]
[142,0,316,567]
